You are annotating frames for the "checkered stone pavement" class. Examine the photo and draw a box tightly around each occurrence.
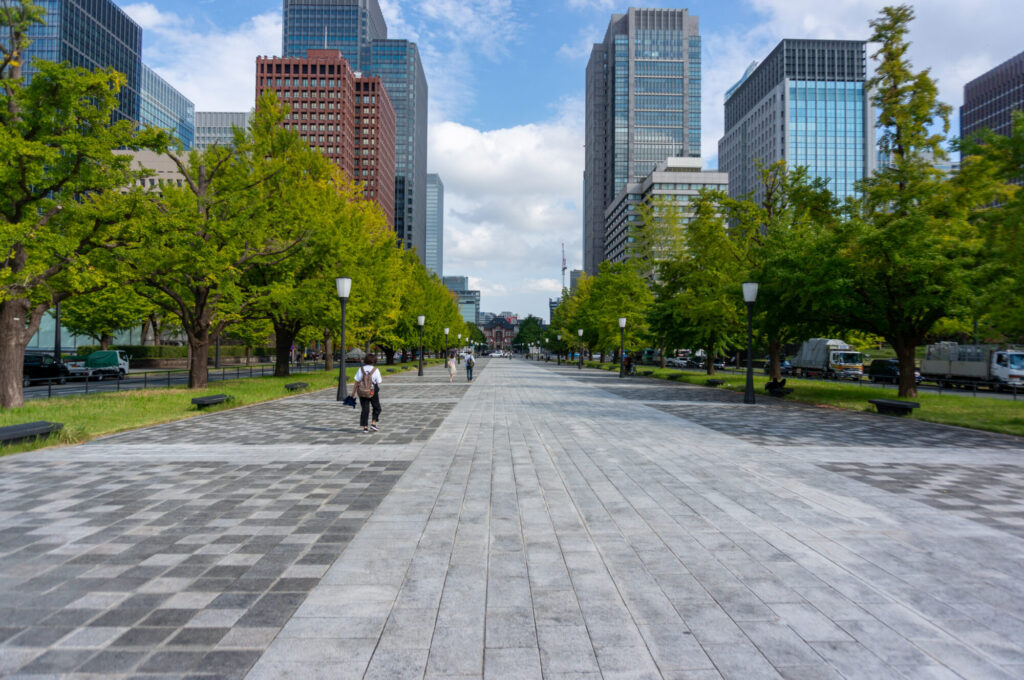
[822,462,1024,538]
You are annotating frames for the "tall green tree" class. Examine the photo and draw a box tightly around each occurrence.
[587,261,653,361]
[0,1,165,407]
[822,5,996,397]
[57,286,154,349]
[512,315,545,349]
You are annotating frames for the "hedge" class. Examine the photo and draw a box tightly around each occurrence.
[76,345,275,359]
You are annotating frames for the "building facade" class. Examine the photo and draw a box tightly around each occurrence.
[23,0,142,121]
[194,112,252,151]
[443,276,480,325]
[584,8,701,275]
[603,157,728,264]
[961,50,1024,141]
[425,174,444,276]
[140,64,195,150]
[256,50,396,226]
[281,0,386,72]
[718,39,874,205]
[371,40,428,259]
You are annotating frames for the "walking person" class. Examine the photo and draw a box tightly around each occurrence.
[446,352,457,383]
[350,353,383,433]
[465,352,475,381]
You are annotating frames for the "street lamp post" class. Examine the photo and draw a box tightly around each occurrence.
[557,335,562,365]
[335,277,352,401]
[618,317,627,378]
[742,282,759,404]
[444,327,449,363]
[577,328,584,370]
[417,315,425,376]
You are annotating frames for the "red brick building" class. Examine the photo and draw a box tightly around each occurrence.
[256,50,395,227]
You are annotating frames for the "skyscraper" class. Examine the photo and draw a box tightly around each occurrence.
[584,8,701,275]
[718,39,875,205]
[281,0,428,262]
[194,112,252,151]
[141,64,195,150]
[425,174,444,277]
[371,40,428,259]
[23,0,142,121]
[961,50,1024,141]
[256,50,396,226]
[282,0,385,71]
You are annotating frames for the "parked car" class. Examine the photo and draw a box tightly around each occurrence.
[23,354,69,386]
[665,357,687,368]
[763,360,794,376]
[867,358,921,384]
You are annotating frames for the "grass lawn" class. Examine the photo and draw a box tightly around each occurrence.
[586,362,1024,438]
[0,360,438,456]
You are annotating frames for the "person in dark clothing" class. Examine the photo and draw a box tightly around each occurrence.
[351,353,383,433]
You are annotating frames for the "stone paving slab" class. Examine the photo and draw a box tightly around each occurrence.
[4,358,1024,679]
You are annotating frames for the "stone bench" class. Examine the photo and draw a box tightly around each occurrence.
[0,421,63,445]
[284,382,308,391]
[191,394,231,408]
[705,379,725,387]
[868,398,919,416]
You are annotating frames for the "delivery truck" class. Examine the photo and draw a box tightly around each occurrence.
[63,350,130,381]
[790,338,864,379]
[920,342,1024,390]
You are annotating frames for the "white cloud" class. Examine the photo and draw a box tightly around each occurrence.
[558,25,601,61]
[124,3,280,111]
[564,0,616,10]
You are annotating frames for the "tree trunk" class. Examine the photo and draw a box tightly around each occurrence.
[100,333,113,350]
[274,324,296,378]
[706,343,715,376]
[383,346,395,365]
[0,299,34,408]
[894,340,918,398]
[659,342,667,369]
[187,331,210,389]
[324,332,334,372]
[768,337,782,381]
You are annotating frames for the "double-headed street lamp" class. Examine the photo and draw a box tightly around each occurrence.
[743,282,759,404]
[577,328,584,370]
[557,334,562,365]
[417,315,426,377]
[335,277,352,401]
[618,317,627,378]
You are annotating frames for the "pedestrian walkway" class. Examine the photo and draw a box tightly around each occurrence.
[1,359,1023,679]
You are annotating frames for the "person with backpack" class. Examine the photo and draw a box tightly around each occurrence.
[350,353,383,433]
[465,352,475,381]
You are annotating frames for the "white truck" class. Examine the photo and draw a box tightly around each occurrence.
[791,338,865,379]
[920,343,1024,389]
[63,350,131,381]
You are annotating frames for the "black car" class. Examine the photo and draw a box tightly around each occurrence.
[867,358,921,384]
[763,360,793,376]
[23,354,69,386]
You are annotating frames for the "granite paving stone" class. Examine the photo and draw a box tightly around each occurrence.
[3,358,1024,679]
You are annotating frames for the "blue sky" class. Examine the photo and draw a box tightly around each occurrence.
[124,0,1022,321]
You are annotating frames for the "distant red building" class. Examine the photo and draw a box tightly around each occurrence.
[483,316,520,351]
[255,50,395,228]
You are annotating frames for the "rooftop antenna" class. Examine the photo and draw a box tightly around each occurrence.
[561,242,567,290]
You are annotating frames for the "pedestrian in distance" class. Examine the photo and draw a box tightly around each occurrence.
[446,352,457,383]
[465,352,475,381]
[350,353,383,433]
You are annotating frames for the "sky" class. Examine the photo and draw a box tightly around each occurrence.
[123,0,1022,322]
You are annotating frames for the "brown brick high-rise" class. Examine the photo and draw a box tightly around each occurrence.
[256,49,395,228]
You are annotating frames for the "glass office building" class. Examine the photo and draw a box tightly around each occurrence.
[584,8,700,275]
[370,39,428,259]
[23,0,142,122]
[961,50,1024,141]
[282,0,385,71]
[718,39,874,205]
[194,112,252,151]
[140,64,195,150]
[425,174,444,277]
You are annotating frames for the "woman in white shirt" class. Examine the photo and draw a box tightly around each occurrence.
[351,354,384,433]
[446,352,457,383]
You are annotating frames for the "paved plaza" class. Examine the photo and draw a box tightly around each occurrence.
[2,359,1024,679]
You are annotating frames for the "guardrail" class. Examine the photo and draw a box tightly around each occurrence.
[24,361,333,400]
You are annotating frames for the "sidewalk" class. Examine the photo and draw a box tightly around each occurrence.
[2,359,1023,679]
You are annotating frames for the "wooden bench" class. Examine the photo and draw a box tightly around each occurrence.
[284,382,308,391]
[0,421,63,445]
[191,394,231,408]
[705,379,725,387]
[640,370,654,376]
[765,380,794,398]
[868,398,919,416]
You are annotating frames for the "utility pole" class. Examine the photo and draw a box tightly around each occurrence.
[561,243,567,291]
